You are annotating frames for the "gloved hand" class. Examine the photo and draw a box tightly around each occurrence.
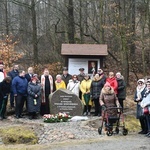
[102,105,107,111]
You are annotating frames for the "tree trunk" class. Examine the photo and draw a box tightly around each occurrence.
[67,0,75,43]
[31,0,38,65]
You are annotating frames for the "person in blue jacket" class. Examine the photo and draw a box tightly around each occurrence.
[12,70,28,119]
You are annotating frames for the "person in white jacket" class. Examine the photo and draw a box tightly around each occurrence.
[67,75,80,97]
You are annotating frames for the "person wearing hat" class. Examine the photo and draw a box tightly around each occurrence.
[134,79,148,134]
[27,76,41,120]
[0,61,7,83]
[99,82,120,120]
[0,76,11,120]
[67,75,80,97]
[61,67,72,87]
[140,79,150,136]
[80,73,92,116]
[116,72,126,110]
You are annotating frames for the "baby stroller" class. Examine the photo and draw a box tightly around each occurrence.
[98,107,128,136]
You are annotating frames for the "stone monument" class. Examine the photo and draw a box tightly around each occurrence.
[49,89,83,116]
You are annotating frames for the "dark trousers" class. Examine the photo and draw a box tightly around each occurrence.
[145,115,150,132]
[83,105,91,113]
[15,94,27,117]
[139,116,148,132]
[40,95,50,116]
[0,96,8,118]
[10,91,15,107]
[93,98,101,116]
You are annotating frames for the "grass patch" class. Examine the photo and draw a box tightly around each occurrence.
[0,126,38,145]
[125,115,141,132]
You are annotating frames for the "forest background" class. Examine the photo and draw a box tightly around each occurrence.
[0,0,149,90]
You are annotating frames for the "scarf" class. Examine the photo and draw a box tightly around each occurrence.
[136,84,146,99]
[41,74,53,103]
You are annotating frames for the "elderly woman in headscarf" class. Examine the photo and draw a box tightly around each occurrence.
[134,79,147,134]
[55,74,66,90]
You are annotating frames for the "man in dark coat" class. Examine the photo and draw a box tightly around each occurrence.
[0,77,11,120]
[25,67,34,82]
[61,67,72,87]
[7,64,19,108]
[12,70,28,119]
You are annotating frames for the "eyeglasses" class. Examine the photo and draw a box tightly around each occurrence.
[138,82,143,85]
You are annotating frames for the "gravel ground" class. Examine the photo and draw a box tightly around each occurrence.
[0,115,149,150]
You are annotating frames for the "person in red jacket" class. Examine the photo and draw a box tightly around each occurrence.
[106,72,118,94]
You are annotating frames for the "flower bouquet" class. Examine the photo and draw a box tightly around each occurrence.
[43,112,71,123]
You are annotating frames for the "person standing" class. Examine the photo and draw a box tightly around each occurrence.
[27,77,41,120]
[40,68,53,116]
[134,79,147,134]
[77,68,85,99]
[106,72,118,94]
[7,64,19,108]
[61,67,72,87]
[12,70,28,119]
[141,79,150,137]
[0,77,11,120]
[67,75,80,97]
[116,72,126,110]
[0,61,7,83]
[25,67,34,82]
[55,74,66,90]
[90,73,105,116]
[80,74,92,116]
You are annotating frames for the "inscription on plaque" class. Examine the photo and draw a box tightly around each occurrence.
[49,89,83,116]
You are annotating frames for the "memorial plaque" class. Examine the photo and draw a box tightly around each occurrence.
[49,89,83,116]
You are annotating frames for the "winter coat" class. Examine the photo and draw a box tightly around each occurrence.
[77,74,85,82]
[55,80,66,90]
[80,79,92,105]
[27,82,41,113]
[90,76,105,99]
[134,85,146,119]
[12,76,28,96]
[106,77,118,94]
[0,80,11,97]
[7,70,19,80]
[99,87,120,117]
[61,74,72,86]
[67,80,80,97]
[116,77,126,99]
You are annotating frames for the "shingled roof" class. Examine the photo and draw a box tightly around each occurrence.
[61,44,108,56]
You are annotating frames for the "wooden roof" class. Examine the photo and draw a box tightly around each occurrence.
[61,44,108,56]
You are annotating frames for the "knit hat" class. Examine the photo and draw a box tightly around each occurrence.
[31,77,38,81]
[116,72,121,76]
[104,82,111,87]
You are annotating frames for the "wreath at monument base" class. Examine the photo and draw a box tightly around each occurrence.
[43,112,71,123]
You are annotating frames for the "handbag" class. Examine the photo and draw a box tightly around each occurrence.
[143,106,149,115]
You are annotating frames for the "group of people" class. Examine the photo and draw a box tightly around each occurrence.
[134,78,150,137]
[51,67,126,117]
[0,61,127,121]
